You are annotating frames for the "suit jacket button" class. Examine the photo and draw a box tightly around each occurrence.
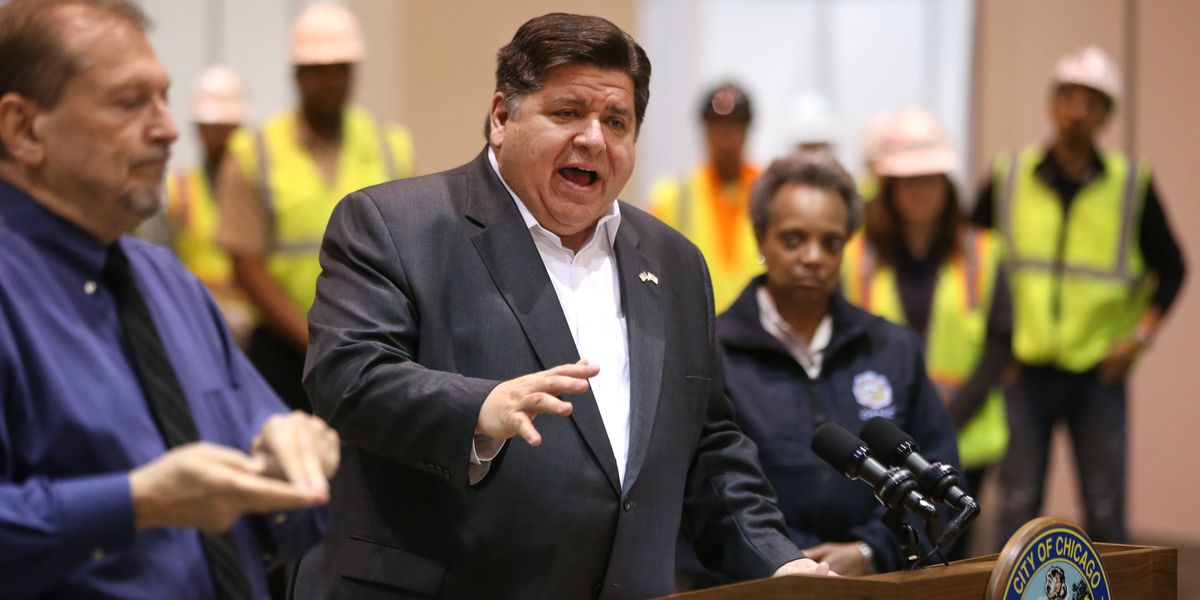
[622,499,632,512]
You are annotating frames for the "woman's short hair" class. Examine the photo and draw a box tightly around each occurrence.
[749,150,862,238]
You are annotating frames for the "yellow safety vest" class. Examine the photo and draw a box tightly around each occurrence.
[995,146,1151,372]
[166,168,233,291]
[647,164,762,313]
[857,171,879,204]
[228,107,414,313]
[165,168,255,329]
[842,228,1008,469]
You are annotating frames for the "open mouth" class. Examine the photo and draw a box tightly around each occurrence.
[559,166,598,187]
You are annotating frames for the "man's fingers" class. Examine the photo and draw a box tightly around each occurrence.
[221,468,327,512]
[544,362,600,380]
[512,413,542,446]
[271,418,314,490]
[535,374,591,397]
[293,418,330,493]
[521,392,573,417]
[187,442,263,473]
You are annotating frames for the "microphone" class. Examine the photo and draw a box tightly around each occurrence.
[810,422,939,522]
[859,417,979,547]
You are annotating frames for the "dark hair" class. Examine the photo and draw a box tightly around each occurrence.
[863,174,963,265]
[750,150,862,239]
[486,13,651,140]
[0,0,149,158]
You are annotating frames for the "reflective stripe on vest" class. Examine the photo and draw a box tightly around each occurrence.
[230,107,413,313]
[167,169,234,292]
[646,164,762,313]
[996,146,1149,371]
[841,228,1008,468]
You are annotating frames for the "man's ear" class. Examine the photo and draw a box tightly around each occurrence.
[488,92,510,149]
[0,93,46,167]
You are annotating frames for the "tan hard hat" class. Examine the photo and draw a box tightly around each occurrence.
[1052,45,1121,104]
[190,65,248,124]
[874,108,959,178]
[291,2,365,65]
[860,112,895,165]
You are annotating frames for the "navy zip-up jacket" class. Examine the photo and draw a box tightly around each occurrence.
[717,278,960,572]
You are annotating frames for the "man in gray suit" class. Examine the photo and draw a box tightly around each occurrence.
[304,13,833,598]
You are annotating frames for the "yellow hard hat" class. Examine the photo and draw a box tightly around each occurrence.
[291,2,365,65]
[190,65,248,124]
[1053,45,1121,104]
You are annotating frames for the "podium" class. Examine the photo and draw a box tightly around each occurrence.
[665,543,1176,599]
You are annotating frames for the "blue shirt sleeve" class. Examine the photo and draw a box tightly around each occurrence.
[0,473,136,595]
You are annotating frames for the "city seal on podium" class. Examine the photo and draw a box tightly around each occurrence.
[988,518,1111,600]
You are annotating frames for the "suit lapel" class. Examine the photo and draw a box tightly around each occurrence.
[464,150,621,495]
[613,218,665,495]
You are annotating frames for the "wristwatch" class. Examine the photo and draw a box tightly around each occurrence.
[857,541,877,574]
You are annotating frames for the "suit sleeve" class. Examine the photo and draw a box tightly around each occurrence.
[680,252,804,579]
[304,190,498,488]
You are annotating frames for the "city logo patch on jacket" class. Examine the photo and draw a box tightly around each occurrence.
[853,370,895,420]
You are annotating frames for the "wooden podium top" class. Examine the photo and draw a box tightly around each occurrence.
[665,543,1176,600]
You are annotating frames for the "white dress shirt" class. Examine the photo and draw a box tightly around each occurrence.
[756,286,832,379]
[476,149,632,484]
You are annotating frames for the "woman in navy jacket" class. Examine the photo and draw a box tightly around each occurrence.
[696,150,960,576]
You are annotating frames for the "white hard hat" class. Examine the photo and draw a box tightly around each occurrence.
[190,65,248,124]
[1053,45,1121,104]
[786,91,837,147]
[874,108,959,178]
[291,2,365,65]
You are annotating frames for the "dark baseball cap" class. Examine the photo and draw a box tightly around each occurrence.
[700,81,752,122]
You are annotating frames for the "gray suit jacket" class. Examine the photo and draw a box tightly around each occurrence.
[304,149,801,599]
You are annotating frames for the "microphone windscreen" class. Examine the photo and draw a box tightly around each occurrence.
[811,422,867,474]
[860,417,916,463]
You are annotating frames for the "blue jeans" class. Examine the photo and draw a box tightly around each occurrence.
[995,366,1128,546]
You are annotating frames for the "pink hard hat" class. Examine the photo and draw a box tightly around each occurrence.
[874,108,958,178]
[190,65,248,124]
[1053,45,1121,104]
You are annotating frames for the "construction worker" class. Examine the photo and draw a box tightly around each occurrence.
[216,2,414,411]
[972,46,1186,545]
[842,108,1010,559]
[157,65,254,344]
[646,82,760,313]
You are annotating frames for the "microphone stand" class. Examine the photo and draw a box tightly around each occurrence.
[882,507,921,569]
[871,466,941,570]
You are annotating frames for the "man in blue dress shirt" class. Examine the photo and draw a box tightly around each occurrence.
[0,1,339,598]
